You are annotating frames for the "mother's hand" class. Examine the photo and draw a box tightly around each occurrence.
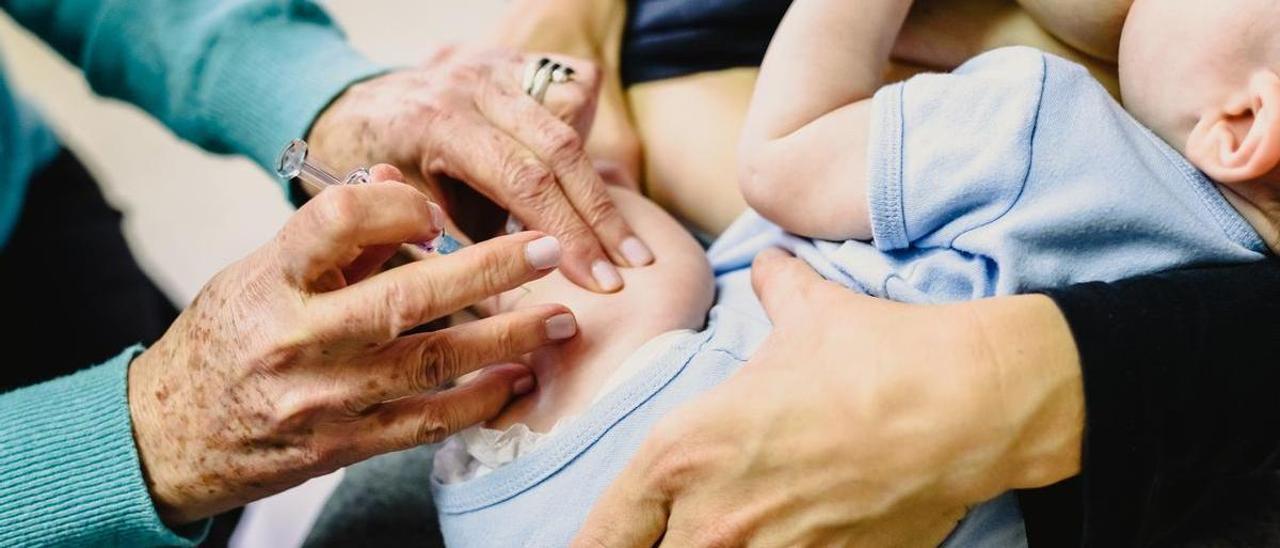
[307,45,652,294]
[128,167,577,524]
[576,249,1085,546]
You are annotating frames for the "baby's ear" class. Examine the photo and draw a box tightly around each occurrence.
[1187,70,1280,183]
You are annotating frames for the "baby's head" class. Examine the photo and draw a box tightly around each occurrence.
[1120,0,1280,193]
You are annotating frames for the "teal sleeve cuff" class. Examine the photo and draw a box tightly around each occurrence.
[0,347,210,546]
[195,18,389,190]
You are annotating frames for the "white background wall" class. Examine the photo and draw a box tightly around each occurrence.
[0,0,505,304]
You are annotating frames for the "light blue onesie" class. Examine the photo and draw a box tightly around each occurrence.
[432,47,1270,546]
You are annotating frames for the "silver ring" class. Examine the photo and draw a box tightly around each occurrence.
[522,58,551,95]
[523,57,575,104]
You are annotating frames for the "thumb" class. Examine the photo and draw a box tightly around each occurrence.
[751,247,827,326]
[573,451,671,547]
[367,163,406,183]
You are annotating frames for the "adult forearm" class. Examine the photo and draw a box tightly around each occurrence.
[0,350,206,546]
[965,294,1084,492]
[5,0,385,173]
[489,0,640,180]
[1041,259,1280,545]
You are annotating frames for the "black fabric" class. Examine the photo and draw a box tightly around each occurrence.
[1027,259,1280,546]
[621,0,792,85]
[0,150,178,391]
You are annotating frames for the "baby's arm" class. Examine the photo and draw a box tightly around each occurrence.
[739,0,913,240]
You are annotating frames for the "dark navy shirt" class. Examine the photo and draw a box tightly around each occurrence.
[621,0,792,85]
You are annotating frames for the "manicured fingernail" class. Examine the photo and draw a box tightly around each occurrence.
[620,237,654,266]
[592,260,623,292]
[524,236,561,270]
[428,202,446,231]
[545,313,577,340]
[513,373,535,396]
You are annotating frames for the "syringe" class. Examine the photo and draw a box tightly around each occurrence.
[276,139,462,254]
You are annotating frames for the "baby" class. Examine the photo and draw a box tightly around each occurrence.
[432,0,1277,545]
[432,186,1029,546]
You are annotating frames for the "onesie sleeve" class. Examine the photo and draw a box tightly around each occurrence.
[866,47,1047,251]
[1022,258,1280,546]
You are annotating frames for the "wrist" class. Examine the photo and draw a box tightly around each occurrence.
[966,294,1085,492]
[128,343,201,525]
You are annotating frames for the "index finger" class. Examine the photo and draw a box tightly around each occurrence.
[477,72,653,271]
[307,231,562,342]
[429,113,622,293]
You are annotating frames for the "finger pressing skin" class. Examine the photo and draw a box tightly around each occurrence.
[428,113,621,293]
[354,363,534,456]
[348,303,575,405]
[280,181,445,288]
[572,449,672,547]
[476,78,652,270]
[306,232,562,341]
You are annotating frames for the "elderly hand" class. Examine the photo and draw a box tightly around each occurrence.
[575,249,1085,546]
[128,166,578,524]
[490,0,642,186]
[307,46,652,295]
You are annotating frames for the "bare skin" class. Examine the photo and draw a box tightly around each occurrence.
[575,252,1084,546]
[482,187,714,433]
[307,46,654,294]
[129,167,579,524]
[493,0,1131,237]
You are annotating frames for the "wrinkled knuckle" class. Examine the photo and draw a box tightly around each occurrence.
[445,61,484,86]
[411,97,448,125]
[507,161,557,204]
[558,224,601,255]
[539,122,585,164]
[379,278,422,337]
[414,337,461,390]
[414,408,452,444]
[337,395,372,418]
[646,432,701,492]
[494,324,520,354]
[293,444,329,472]
[313,186,363,241]
[474,251,517,294]
[268,396,317,435]
[579,196,620,229]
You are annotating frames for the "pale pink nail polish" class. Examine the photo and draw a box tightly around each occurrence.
[592,260,623,292]
[620,237,654,266]
[545,313,578,340]
[524,236,562,270]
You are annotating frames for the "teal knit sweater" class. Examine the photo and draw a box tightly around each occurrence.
[0,1,386,544]
[0,349,209,545]
[0,0,386,248]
